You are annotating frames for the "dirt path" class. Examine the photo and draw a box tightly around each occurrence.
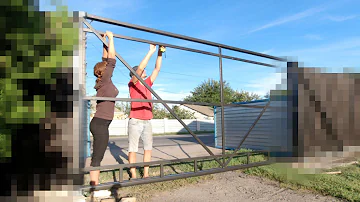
[146,171,343,202]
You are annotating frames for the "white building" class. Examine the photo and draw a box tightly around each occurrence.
[179,104,214,120]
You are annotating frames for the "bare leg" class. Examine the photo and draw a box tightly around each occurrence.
[143,150,152,178]
[128,152,137,179]
[90,170,100,185]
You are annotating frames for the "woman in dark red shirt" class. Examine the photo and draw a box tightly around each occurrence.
[89,31,118,187]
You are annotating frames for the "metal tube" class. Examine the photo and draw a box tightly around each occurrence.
[83,96,272,109]
[83,28,276,68]
[160,164,164,178]
[224,101,271,167]
[82,150,267,172]
[83,20,223,166]
[194,160,197,172]
[80,160,272,191]
[219,47,226,167]
[119,168,123,182]
[83,96,219,107]
[84,13,286,62]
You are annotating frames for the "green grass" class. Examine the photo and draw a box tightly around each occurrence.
[244,162,360,202]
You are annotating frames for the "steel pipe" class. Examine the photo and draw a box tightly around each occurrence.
[83,28,276,67]
[84,13,286,62]
[81,160,272,192]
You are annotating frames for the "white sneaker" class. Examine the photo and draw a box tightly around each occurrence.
[93,190,112,198]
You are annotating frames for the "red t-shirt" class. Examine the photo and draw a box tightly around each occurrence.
[128,77,153,120]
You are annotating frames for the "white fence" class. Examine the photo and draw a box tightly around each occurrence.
[89,118,215,136]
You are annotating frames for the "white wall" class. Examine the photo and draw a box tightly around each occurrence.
[89,118,215,136]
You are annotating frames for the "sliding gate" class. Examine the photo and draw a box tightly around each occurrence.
[77,11,291,192]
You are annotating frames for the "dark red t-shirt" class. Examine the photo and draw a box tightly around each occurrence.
[128,77,153,120]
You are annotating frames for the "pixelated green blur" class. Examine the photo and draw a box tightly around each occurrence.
[0,0,78,159]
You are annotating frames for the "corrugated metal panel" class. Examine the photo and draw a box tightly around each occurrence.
[215,98,290,152]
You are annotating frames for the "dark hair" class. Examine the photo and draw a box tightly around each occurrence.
[129,66,139,78]
[94,61,107,83]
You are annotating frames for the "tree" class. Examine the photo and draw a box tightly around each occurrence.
[171,105,196,119]
[152,104,195,119]
[264,91,270,99]
[115,102,131,115]
[184,78,261,104]
[152,104,169,119]
[231,90,261,103]
[184,79,235,104]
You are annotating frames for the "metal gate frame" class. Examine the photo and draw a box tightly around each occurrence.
[78,12,288,192]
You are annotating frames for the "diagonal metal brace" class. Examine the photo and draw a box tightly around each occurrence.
[83,19,223,167]
[223,101,271,167]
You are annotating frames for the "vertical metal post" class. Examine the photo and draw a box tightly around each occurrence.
[219,47,225,167]
[287,62,299,158]
[247,153,250,164]
[87,101,91,158]
[194,160,198,173]
[76,11,86,172]
[119,167,123,182]
[160,164,164,178]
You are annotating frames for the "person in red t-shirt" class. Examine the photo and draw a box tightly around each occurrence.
[127,44,164,179]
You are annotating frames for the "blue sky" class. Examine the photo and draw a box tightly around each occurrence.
[40,0,360,101]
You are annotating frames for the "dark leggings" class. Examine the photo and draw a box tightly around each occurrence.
[90,117,112,167]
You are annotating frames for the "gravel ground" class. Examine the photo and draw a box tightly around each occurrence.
[146,171,343,202]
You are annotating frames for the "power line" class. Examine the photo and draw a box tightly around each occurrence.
[87,41,128,78]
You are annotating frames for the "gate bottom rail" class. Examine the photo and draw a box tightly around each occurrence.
[81,151,272,192]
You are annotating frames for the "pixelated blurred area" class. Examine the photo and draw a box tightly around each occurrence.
[1,0,84,201]
[286,64,360,171]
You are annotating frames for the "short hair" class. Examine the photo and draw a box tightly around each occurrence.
[129,66,139,78]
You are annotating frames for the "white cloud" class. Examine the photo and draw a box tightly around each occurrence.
[286,37,360,54]
[244,73,286,96]
[248,5,327,34]
[261,49,274,54]
[304,34,323,40]
[153,89,191,101]
[325,15,357,22]
[114,83,190,102]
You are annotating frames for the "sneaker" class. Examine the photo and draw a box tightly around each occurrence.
[93,190,112,198]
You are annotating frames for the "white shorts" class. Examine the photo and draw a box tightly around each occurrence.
[127,118,153,152]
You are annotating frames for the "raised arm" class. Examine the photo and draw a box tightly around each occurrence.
[131,44,156,84]
[101,34,108,59]
[101,31,116,82]
[150,46,164,83]
[105,31,115,59]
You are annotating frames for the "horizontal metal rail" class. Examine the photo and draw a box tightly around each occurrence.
[83,96,269,108]
[83,150,268,172]
[81,160,272,192]
[85,13,286,62]
[83,28,276,68]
